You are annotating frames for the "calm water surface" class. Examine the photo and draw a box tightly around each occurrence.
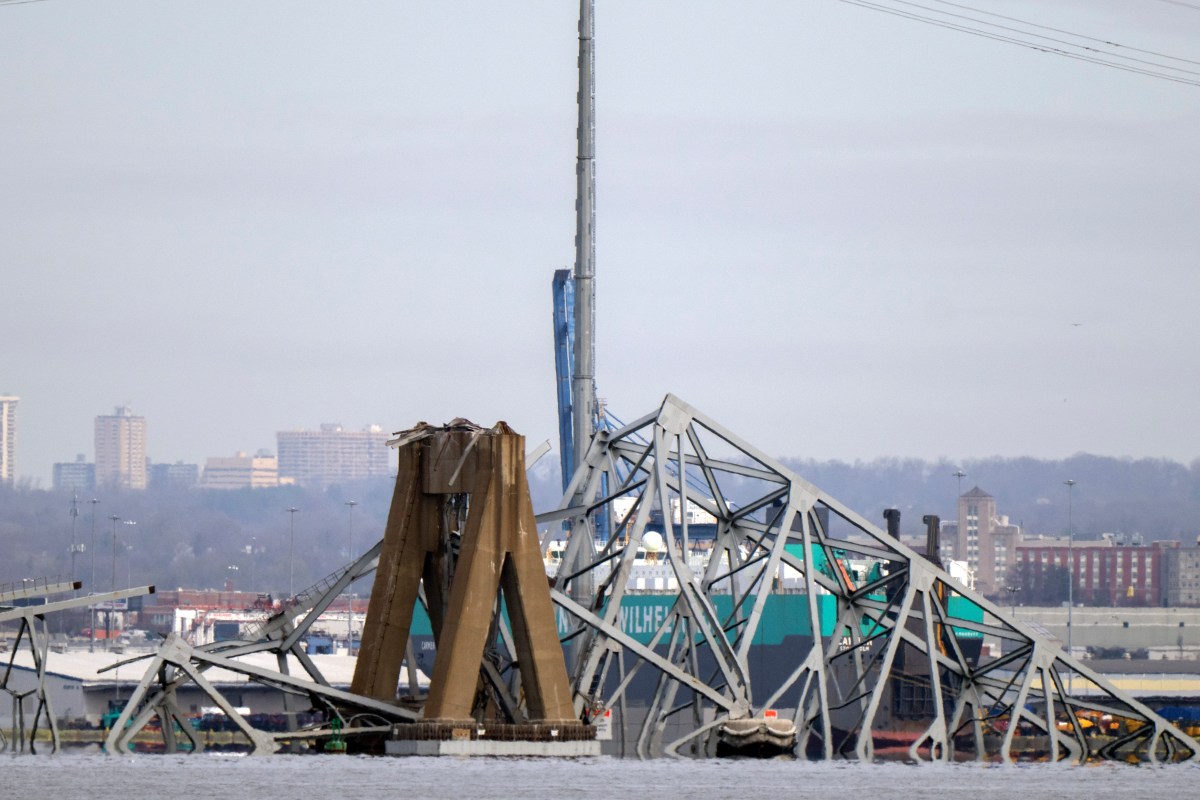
[6,753,1198,799]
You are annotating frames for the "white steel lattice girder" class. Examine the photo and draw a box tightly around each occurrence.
[0,584,154,755]
[538,394,1199,762]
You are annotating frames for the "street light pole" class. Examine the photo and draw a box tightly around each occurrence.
[286,507,299,598]
[88,498,99,653]
[1064,478,1076,692]
[69,542,85,595]
[952,470,966,563]
[108,515,120,593]
[107,514,120,649]
[69,494,79,584]
[345,500,357,651]
[123,520,136,588]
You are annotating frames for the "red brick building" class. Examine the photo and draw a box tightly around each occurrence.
[1016,537,1179,607]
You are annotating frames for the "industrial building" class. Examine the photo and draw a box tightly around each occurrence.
[0,647,392,729]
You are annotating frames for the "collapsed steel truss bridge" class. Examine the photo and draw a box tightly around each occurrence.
[103,543,421,755]
[97,395,1198,763]
[537,394,1199,762]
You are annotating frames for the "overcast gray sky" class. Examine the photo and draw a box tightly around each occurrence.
[3,0,1199,485]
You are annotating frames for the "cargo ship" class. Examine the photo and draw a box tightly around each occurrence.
[399,519,985,757]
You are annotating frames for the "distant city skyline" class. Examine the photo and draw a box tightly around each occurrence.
[11,389,1200,490]
[5,3,1199,485]
[41,409,393,491]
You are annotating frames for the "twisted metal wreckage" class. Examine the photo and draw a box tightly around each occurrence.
[1,579,154,754]
[102,543,416,755]
[106,395,1197,762]
[539,395,1199,762]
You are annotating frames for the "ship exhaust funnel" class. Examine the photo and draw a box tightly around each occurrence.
[922,514,941,567]
[883,508,901,540]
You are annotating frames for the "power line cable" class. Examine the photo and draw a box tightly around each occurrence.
[839,0,1200,87]
[842,0,1200,86]
[1150,0,1200,12]
[872,0,1200,76]
[927,0,1200,66]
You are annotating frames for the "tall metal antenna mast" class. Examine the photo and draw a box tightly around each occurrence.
[571,0,596,478]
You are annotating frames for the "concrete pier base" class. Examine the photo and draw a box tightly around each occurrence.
[385,722,598,757]
[385,739,600,757]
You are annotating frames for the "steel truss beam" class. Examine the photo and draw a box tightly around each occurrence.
[104,545,423,755]
[0,583,153,754]
[103,633,418,755]
[538,394,1200,762]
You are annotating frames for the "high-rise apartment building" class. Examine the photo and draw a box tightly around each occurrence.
[947,486,1021,597]
[95,405,147,490]
[0,395,17,484]
[277,424,390,487]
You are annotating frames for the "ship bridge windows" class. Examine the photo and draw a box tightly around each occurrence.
[893,677,936,719]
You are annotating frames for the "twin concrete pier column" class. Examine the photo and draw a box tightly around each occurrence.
[352,421,577,725]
